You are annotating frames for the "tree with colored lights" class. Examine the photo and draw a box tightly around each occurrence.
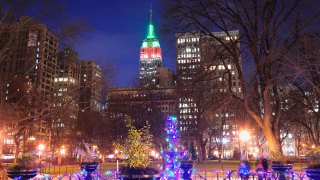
[114,118,160,179]
[118,118,153,168]
[162,116,181,179]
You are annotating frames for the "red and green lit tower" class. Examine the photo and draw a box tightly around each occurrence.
[139,4,162,87]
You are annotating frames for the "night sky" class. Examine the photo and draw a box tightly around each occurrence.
[65,0,176,87]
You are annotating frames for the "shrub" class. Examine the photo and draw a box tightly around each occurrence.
[7,154,37,171]
[306,146,320,169]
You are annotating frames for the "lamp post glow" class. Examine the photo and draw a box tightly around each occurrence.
[60,148,66,155]
[38,144,45,151]
[239,130,250,160]
[38,144,45,173]
[58,146,66,165]
[239,130,250,142]
[38,144,45,159]
[115,149,119,172]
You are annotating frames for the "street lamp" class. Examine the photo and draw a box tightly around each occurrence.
[115,149,119,172]
[60,147,66,155]
[238,130,251,179]
[239,130,250,160]
[58,145,66,165]
[38,144,45,160]
[38,144,45,172]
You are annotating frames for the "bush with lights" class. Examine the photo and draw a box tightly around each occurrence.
[116,118,159,178]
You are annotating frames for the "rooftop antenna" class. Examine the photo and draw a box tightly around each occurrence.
[149,0,152,24]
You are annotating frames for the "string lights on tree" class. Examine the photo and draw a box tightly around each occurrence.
[162,116,181,179]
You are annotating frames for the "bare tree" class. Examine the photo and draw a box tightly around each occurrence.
[285,34,320,146]
[162,0,320,160]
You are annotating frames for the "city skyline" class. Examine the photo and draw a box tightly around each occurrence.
[66,0,176,87]
[0,1,319,179]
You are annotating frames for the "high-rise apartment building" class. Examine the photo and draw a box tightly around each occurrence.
[176,31,241,141]
[139,8,162,87]
[0,16,58,100]
[0,16,57,154]
[52,48,80,146]
[79,60,102,112]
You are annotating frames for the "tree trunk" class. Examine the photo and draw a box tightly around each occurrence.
[218,143,223,162]
[195,141,203,162]
[201,142,206,161]
[208,140,212,158]
[13,140,20,164]
[263,125,284,161]
[196,137,207,162]
[101,150,105,163]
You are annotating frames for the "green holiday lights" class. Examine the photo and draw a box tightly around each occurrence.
[139,2,162,61]
[147,23,155,38]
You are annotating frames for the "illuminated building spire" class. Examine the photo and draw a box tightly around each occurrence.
[139,1,162,87]
[147,1,155,39]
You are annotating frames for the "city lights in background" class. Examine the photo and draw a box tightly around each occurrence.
[28,136,36,141]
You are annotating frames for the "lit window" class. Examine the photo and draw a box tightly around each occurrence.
[218,65,225,70]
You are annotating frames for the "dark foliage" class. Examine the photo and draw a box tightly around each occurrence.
[120,166,159,176]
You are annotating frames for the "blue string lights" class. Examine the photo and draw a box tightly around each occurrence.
[162,116,181,179]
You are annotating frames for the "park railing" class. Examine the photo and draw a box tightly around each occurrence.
[0,167,312,180]
[192,169,309,180]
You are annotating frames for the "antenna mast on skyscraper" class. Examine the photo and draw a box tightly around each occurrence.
[150,0,152,23]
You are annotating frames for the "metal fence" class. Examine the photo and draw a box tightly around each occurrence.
[191,169,309,180]
[0,168,312,180]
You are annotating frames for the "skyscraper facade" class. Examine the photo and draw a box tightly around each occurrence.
[0,16,57,154]
[0,16,58,101]
[139,8,162,87]
[79,60,102,112]
[52,48,80,147]
[176,30,241,140]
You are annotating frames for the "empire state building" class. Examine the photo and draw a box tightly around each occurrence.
[139,6,162,87]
